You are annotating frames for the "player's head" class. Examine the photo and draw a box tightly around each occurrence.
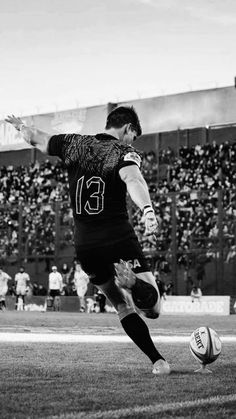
[19,266,25,273]
[52,266,57,272]
[105,106,142,145]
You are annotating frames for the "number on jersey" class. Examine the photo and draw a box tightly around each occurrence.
[76,176,105,215]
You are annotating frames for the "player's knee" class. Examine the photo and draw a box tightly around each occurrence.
[141,308,160,319]
[131,277,158,310]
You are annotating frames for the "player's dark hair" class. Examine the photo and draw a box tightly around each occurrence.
[105,106,142,137]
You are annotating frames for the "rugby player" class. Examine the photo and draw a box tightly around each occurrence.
[5,107,170,375]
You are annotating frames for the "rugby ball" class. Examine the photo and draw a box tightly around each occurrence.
[189,326,222,365]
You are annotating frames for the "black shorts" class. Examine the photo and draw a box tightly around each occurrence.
[76,236,149,286]
[49,290,61,298]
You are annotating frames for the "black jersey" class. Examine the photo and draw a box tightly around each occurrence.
[48,133,142,249]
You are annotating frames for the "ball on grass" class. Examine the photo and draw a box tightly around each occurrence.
[189,326,222,365]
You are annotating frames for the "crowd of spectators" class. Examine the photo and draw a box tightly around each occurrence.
[0,141,235,280]
[136,141,236,274]
[0,160,73,262]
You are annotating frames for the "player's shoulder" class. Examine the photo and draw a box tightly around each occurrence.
[121,146,143,168]
[65,134,98,164]
[62,133,96,148]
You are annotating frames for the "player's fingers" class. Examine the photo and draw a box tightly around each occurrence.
[114,277,120,287]
[114,264,123,276]
[119,259,127,266]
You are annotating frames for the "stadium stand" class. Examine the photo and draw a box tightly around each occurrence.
[0,141,235,295]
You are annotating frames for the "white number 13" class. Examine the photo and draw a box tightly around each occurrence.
[76,176,105,215]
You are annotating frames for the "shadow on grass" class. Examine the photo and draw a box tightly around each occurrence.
[170,369,195,376]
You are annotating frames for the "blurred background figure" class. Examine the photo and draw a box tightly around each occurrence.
[0,267,11,311]
[38,284,47,296]
[14,266,30,310]
[61,263,70,296]
[72,262,89,312]
[154,270,167,299]
[86,297,96,313]
[191,285,202,303]
[165,281,174,296]
[94,288,106,313]
[48,265,63,311]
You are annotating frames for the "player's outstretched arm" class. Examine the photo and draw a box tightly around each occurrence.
[119,165,161,235]
[5,115,51,154]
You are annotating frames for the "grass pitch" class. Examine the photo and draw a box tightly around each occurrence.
[0,311,235,418]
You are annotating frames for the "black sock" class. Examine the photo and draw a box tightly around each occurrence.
[121,313,165,364]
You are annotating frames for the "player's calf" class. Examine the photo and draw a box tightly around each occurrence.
[115,260,160,319]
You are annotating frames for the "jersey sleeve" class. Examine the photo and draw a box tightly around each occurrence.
[48,134,83,165]
[48,134,68,159]
[118,147,142,170]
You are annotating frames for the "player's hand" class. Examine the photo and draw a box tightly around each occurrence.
[5,115,24,131]
[114,259,136,290]
[143,207,161,235]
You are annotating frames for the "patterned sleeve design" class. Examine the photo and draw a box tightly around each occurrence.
[49,133,143,175]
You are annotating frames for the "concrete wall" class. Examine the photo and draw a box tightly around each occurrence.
[122,86,236,134]
[2,85,236,152]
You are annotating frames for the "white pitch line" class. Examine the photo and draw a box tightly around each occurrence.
[46,394,236,419]
[0,332,235,343]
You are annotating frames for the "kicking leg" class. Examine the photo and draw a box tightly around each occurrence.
[114,261,170,374]
[98,278,170,374]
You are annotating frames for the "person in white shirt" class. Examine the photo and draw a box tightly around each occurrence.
[191,285,202,303]
[0,268,11,311]
[14,266,30,310]
[48,266,63,310]
[73,262,89,312]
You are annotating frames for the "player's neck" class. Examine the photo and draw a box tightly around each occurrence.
[104,128,120,140]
